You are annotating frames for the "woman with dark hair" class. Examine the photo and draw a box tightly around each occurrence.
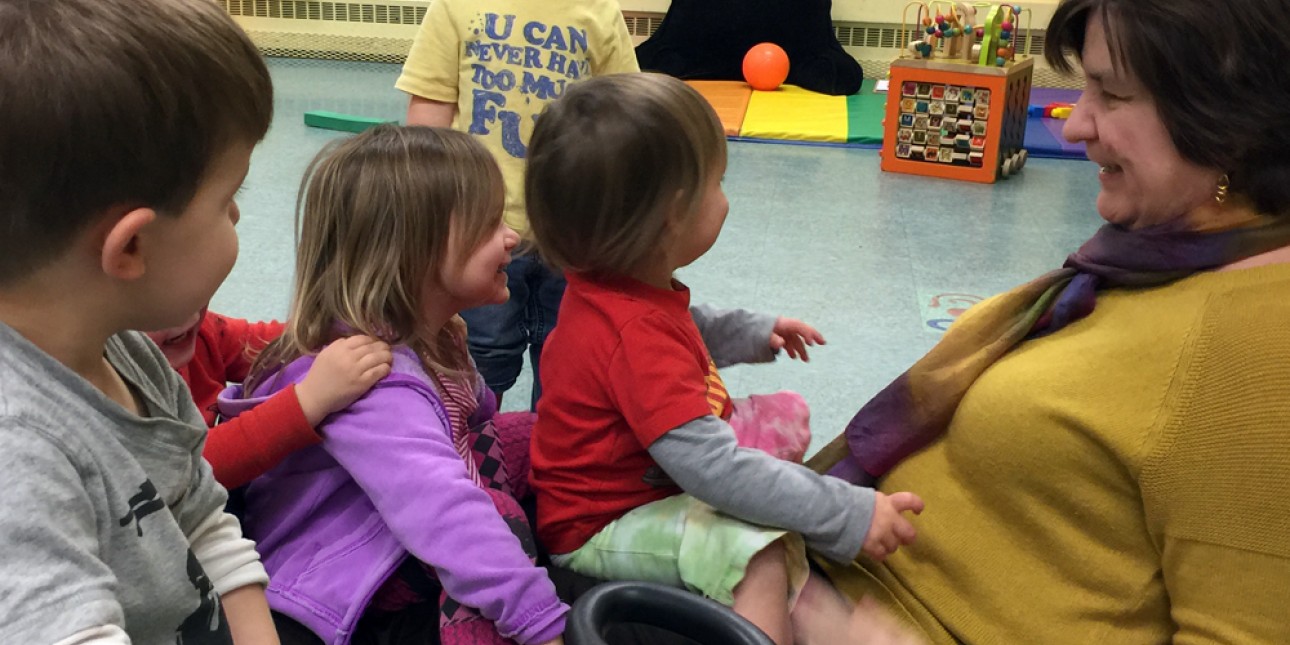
[813,0,1290,641]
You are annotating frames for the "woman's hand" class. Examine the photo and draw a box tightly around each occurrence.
[862,491,925,562]
[770,317,826,362]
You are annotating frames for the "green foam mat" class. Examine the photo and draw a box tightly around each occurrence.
[846,79,887,144]
[303,110,395,133]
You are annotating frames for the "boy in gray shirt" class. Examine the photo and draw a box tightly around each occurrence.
[0,0,278,641]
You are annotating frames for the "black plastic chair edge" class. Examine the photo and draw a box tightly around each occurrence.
[565,581,775,645]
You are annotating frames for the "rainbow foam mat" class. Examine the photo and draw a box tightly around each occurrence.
[686,80,1084,158]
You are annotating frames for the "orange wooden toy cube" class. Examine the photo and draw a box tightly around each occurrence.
[881,57,1033,183]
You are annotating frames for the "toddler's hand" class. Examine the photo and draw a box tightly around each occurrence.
[297,335,393,426]
[770,317,825,362]
[862,491,924,562]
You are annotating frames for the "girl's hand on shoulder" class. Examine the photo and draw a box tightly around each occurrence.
[770,317,826,362]
[296,335,393,426]
[861,491,924,562]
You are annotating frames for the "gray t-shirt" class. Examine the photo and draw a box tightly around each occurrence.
[0,324,238,644]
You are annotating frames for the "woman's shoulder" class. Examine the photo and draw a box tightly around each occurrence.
[1179,260,1290,296]
[1184,263,1290,337]
[1142,263,1290,462]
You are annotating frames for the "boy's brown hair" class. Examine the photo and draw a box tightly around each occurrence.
[525,73,726,277]
[0,0,273,285]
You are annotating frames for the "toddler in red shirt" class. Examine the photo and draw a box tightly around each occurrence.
[525,73,925,644]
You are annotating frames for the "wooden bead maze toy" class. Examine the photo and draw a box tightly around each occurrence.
[882,2,1034,183]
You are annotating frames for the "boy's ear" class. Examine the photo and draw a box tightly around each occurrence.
[99,207,157,281]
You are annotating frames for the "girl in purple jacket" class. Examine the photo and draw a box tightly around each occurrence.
[221,125,566,645]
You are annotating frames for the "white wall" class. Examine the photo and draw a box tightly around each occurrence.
[620,0,1062,28]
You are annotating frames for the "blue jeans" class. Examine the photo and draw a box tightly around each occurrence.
[460,248,566,410]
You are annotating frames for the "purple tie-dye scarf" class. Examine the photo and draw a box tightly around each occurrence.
[808,213,1290,484]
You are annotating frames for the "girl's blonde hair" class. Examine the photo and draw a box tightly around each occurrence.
[525,73,726,276]
[249,125,505,388]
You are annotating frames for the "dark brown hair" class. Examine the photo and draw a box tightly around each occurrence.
[0,0,274,284]
[1045,0,1290,216]
[525,73,727,276]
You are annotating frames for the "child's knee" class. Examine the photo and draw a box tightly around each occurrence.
[742,539,790,586]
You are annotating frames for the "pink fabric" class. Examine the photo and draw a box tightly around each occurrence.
[493,412,535,500]
[727,391,811,463]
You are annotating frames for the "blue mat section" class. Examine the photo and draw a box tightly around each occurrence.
[1025,88,1086,160]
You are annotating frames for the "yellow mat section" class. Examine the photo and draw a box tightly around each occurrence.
[739,85,850,143]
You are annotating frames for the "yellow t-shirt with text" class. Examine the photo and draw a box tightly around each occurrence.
[397,0,640,233]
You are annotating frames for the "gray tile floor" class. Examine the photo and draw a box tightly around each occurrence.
[216,58,1103,453]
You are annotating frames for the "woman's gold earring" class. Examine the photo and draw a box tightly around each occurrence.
[1214,173,1230,204]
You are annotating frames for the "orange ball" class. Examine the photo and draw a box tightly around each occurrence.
[742,42,790,91]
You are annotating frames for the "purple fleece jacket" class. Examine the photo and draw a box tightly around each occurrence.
[218,346,566,644]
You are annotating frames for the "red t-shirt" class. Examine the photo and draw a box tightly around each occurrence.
[531,273,732,554]
[181,313,284,425]
[179,313,319,489]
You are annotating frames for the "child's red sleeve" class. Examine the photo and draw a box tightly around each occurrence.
[207,313,286,384]
[204,384,320,489]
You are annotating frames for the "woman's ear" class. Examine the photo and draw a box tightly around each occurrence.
[99,207,157,281]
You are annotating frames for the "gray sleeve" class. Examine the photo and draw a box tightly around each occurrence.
[689,304,777,368]
[0,425,123,643]
[114,333,229,537]
[171,457,231,538]
[647,416,873,563]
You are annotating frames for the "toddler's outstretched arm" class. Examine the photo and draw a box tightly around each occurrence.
[651,420,923,564]
[691,304,778,367]
[769,317,825,362]
[690,305,825,366]
[649,416,879,563]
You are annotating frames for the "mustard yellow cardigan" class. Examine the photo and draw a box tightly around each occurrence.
[827,262,1290,643]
